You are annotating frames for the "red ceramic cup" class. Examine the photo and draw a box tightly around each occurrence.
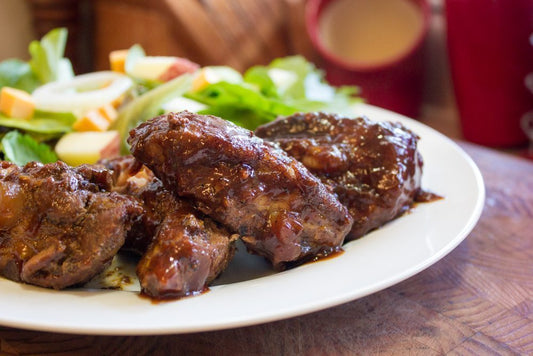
[445,0,533,147]
[305,0,430,118]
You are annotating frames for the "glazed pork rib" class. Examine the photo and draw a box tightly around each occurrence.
[128,111,353,269]
[101,156,237,299]
[255,112,424,240]
[0,161,141,289]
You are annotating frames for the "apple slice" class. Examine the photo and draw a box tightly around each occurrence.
[130,56,199,82]
[158,58,199,82]
[130,57,177,81]
[55,130,120,166]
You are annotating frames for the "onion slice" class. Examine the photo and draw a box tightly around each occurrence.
[32,71,133,115]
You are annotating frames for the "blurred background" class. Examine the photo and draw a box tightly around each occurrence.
[1,0,530,152]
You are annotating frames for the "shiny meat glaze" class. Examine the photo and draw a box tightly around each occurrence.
[101,156,237,299]
[0,161,141,289]
[128,112,353,269]
[255,112,423,240]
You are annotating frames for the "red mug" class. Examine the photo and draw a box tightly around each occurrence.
[305,0,431,118]
[445,0,533,147]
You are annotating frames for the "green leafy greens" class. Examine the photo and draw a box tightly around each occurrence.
[0,28,73,93]
[187,81,296,129]
[0,110,76,135]
[185,56,361,130]
[1,131,58,165]
[0,59,40,93]
[0,28,76,163]
[28,27,74,85]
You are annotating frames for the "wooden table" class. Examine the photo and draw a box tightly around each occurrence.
[0,141,531,355]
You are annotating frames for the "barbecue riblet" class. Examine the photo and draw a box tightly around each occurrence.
[128,111,353,269]
[255,112,424,240]
[0,161,141,289]
[102,156,237,299]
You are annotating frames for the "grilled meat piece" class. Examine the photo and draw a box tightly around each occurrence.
[128,111,353,269]
[137,200,237,299]
[0,161,141,289]
[101,156,159,254]
[102,156,237,299]
[255,112,424,240]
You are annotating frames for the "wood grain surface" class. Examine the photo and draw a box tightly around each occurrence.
[91,0,301,72]
[1,142,531,355]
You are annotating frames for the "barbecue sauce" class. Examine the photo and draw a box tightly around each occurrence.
[415,190,444,203]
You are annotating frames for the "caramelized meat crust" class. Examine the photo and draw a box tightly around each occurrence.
[0,161,141,289]
[128,112,353,268]
[101,156,237,299]
[255,112,423,240]
[136,200,237,299]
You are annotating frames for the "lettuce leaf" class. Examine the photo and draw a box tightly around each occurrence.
[0,59,40,92]
[1,130,58,165]
[187,81,296,129]
[0,110,76,135]
[186,56,361,129]
[198,106,275,129]
[259,56,362,114]
[242,66,279,98]
[0,27,74,94]
[28,27,74,84]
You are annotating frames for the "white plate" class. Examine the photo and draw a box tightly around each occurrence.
[0,104,485,335]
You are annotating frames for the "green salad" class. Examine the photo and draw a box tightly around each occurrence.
[0,28,361,166]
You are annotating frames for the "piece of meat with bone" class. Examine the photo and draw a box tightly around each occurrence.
[255,112,424,240]
[0,161,141,290]
[128,111,353,269]
[101,156,237,299]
